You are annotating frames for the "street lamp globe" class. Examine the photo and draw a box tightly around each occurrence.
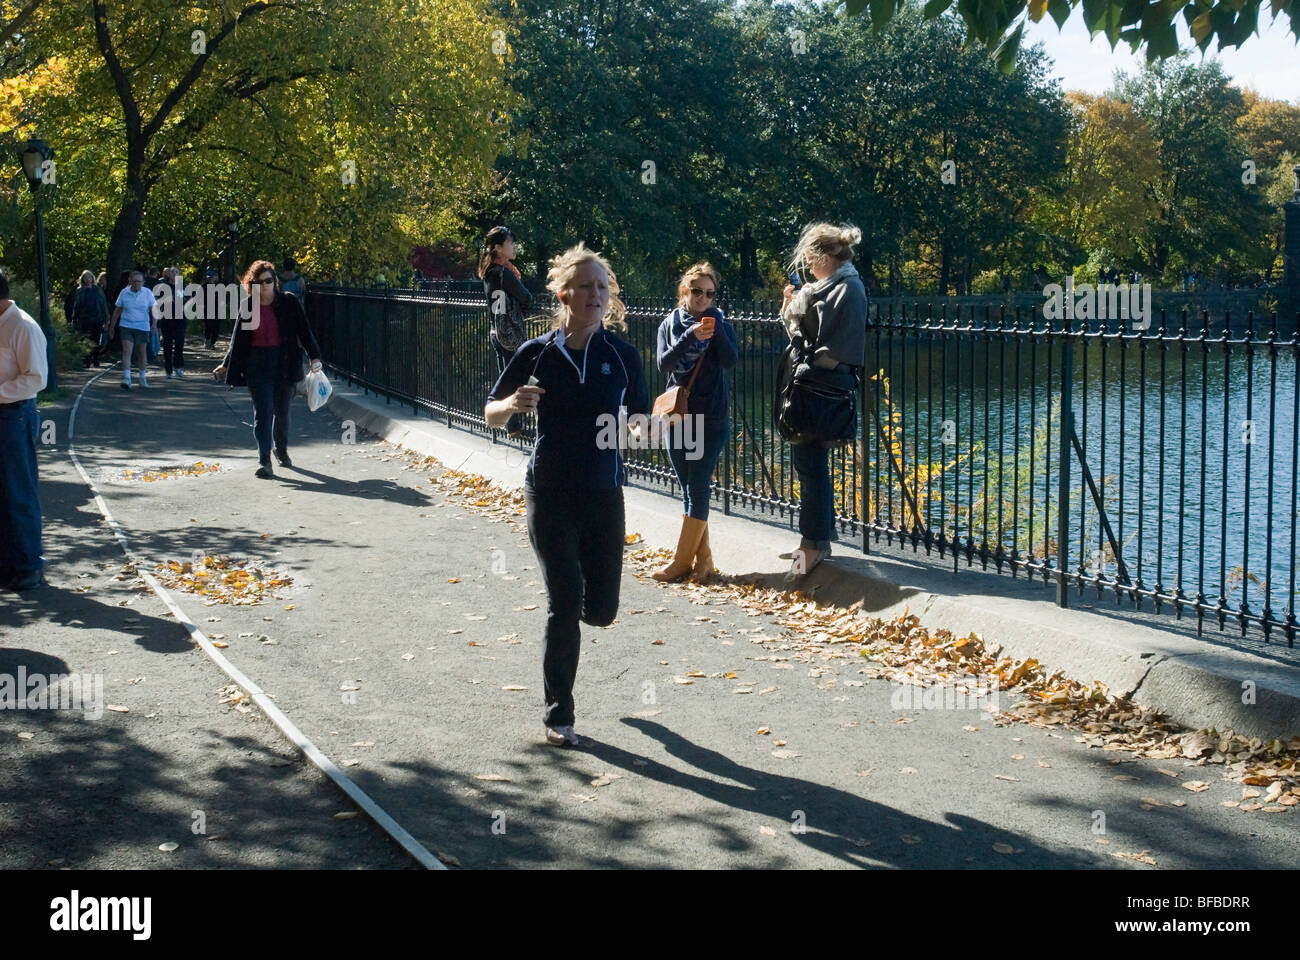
[19,138,52,190]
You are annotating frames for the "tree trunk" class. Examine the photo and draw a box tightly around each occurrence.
[938,241,951,296]
[105,186,146,284]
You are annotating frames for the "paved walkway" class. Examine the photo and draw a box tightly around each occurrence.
[2,348,1296,868]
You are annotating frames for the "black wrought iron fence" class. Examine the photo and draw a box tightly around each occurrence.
[305,284,1300,648]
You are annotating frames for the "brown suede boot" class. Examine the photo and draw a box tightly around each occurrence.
[653,515,707,582]
[690,521,714,583]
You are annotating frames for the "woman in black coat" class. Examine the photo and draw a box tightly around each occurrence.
[479,225,533,437]
[213,259,322,479]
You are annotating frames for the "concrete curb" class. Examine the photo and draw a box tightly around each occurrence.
[325,384,1300,740]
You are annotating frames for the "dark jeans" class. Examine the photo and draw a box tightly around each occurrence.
[161,319,185,374]
[247,347,293,465]
[667,416,727,520]
[490,332,523,435]
[525,483,625,728]
[0,399,44,583]
[204,317,221,347]
[790,441,833,545]
[81,323,105,366]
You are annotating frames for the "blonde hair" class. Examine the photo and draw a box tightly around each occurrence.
[675,262,722,310]
[79,270,96,287]
[788,222,862,276]
[545,242,627,333]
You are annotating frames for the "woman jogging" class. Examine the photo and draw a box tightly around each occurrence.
[779,222,868,579]
[651,262,738,583]
[479,225,533,438]
[213,260,322,479]
[484,243,650,747]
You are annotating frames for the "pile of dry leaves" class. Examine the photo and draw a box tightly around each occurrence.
[123,461,221,482]
[153,555,292,605]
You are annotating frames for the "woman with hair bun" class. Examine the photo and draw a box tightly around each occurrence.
[779,222,868,579]
[484,243,650,747]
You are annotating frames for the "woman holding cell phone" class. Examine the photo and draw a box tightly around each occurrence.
[484,243,650,747]
[779,222,868,579]
[652,262,738,583]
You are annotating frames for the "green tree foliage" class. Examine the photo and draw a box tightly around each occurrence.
[5,0,512,284]
[1113,56,1272,282]
[490,0,748,292]
[843,0,1298,72]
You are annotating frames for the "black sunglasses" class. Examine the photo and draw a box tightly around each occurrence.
[690,287,716,299]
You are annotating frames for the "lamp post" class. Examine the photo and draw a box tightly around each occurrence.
[225,219,239,284]
[19,138,56,391]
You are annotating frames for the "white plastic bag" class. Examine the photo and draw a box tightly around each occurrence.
[305,369,333,411]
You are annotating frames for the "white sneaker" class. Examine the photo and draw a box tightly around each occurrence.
[175,368,185,378]
[165,371,174,379]
[139,372,150,388]
[545,725,580,746]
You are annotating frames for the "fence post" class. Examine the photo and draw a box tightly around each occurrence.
[723,413,731,516]
[861,343,869,555]
[1056,329,1074,607]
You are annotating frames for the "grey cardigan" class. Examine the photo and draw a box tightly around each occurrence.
[780,262,868,369]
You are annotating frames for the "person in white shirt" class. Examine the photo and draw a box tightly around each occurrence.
[107,270,157,389]
[0,268,49,590]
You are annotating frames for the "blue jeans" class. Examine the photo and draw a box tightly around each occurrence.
[790,441,833,545]
[667,416,727,520]
[0,399,44,583]
[247,347,293,465]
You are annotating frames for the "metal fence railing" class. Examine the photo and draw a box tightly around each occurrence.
[305,284,1300,650]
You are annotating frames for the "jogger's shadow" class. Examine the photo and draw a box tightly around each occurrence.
[574,718,1094,869]
[270,464,431,506]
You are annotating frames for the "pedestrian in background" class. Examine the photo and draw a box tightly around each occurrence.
[213,260,322,479]
[484,243,650,747]
[203,266,221,348]
[652,262,737,583]
[107,270,157,390]
[280,259,306,301]
[779,222,867,579]
[158,266,187,378]
[479,225,533,438]
[71,270,109,367]
[0,268,49,591]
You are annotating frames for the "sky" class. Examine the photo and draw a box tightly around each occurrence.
[1022,12,1300,100]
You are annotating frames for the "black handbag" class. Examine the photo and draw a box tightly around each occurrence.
[774,335,859,447]
[489,266,528,353]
